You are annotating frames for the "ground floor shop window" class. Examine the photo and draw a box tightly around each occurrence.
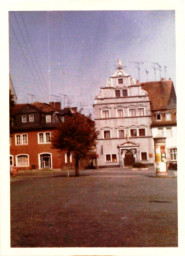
[106,154,117,162]
[16,154,29,167]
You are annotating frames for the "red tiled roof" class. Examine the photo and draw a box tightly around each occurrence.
[12,102,56,114]
[141,80,176,111]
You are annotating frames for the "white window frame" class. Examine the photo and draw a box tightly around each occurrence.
[138,127,146,137]
[118,78,123,85]
[122,89,128,97]
[170,148,177,161]
[29,114,34,122]
[105,154,117,163]
[115,89,121,97]
[15,133,28,145]
[103,130,111,139]
[38,152,52,169]
[38,132,51,144]
[156,113,162,121]
[101,109,110,118]
[140,152,148,161]
[46,115,51,123]
[129,128,137,137]
[137,107,145,116]
[117,129,125,138]
[65,152,73,163]
[129,108,136,117]
[16,154,29,167]
[116,108,124,118]
[22,115,27,123]
[165,113,172,121]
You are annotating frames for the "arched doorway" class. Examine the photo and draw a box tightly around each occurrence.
[124,151,135,166]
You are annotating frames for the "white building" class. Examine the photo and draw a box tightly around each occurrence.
[94,60,154,167]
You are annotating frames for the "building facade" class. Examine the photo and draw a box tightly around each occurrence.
[141,80,177,167]
[94,60,154,167]
[10,102,75,170]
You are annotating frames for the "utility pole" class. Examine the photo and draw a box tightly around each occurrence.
[156,63,162,80]
[134,62,144,82]
[152,63,158,81]
[164,65,167,80]
[145,70,149,81]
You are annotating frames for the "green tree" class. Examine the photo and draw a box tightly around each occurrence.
[52,112,98,176]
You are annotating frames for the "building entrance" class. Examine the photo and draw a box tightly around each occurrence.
[124,151,135,166]
[40,154,51,168]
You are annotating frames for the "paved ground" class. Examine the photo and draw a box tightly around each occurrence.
[11,167,177,247]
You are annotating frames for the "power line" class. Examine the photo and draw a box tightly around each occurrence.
[12,13,48,98]
[19,13,48,96]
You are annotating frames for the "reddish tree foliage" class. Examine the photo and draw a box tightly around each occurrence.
[52,112,98,176]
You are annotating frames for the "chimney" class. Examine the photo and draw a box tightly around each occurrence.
[49,101,61,110]
[55,102,61,110]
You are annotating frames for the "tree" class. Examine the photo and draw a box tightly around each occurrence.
[52,112,98,176]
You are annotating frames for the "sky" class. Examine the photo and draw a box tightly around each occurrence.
[9,10,176,115]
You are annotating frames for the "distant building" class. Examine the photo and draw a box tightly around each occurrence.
[94,60,154,167]
[10,102,76,170]
[141,79,177,166]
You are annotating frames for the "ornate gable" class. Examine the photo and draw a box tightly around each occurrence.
[118,141,139,148]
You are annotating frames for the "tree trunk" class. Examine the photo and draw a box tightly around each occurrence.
[74,157,80,176]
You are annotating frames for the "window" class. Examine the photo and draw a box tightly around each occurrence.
[166,127,172,137]
[118,129,124,138]
[158,128,164,136]
[16,154,29,167]
[46,115,51,123]
[122,89,128,97]
[102,110,110,118]
[141,152,147,160]
[22,134,28,144]
[156,113,162,120]
[139,128,145,136]
[38,132,51,144]
[106,154,117,162]
[15,134,28,145]
[117,109,123,118]
[115,90,121,97]
[129,109,136,117]
[138,108,144,116]
[170,148,177,161]
[22,115,27,123]
[112,154,117,162]
[104,130,111,139]
[165,113,172,121]
[46,132,51,142]
[65,152,72,163]
[29,114,34,122]
[118,78,123,84]
[10,155,14,166]
[130,129,137,137]
[106,154,111,162]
